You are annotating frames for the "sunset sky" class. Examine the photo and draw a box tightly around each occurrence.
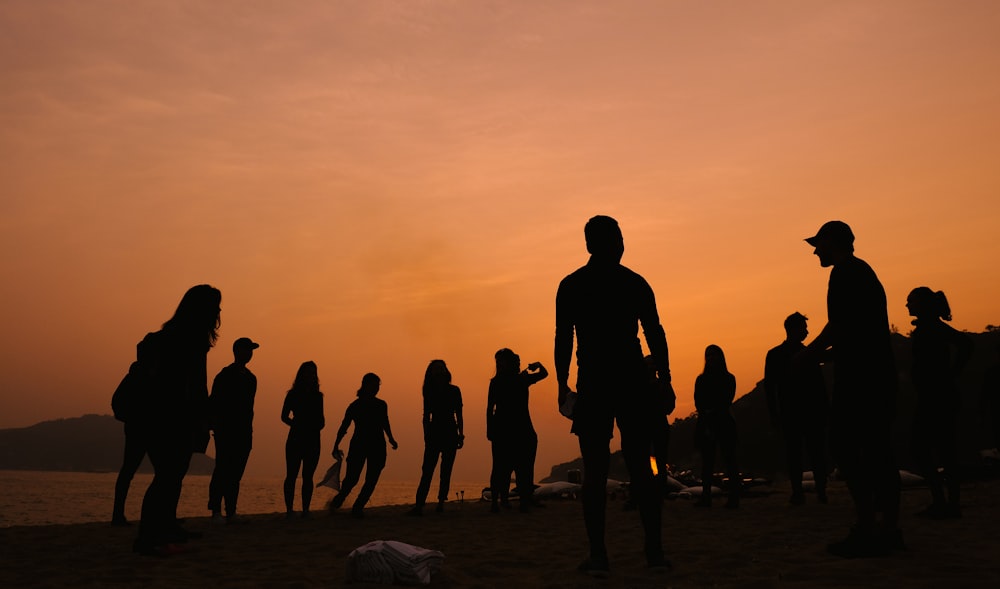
[2,1,999,484]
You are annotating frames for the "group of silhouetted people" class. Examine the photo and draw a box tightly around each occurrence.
[111,214,991,573]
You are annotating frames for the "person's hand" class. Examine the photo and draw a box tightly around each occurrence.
[558,381,572,409]
[659,379,676,416]
[456,434,465,450]
[527,362,542,371]
[390,440,398,451]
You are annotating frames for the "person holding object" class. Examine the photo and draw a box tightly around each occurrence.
[329,373,398,518]
[555,215,674,575]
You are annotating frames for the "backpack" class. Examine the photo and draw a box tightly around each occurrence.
[111,361,144,422]
[111,331,163,422]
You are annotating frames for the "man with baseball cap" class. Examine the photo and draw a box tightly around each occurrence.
[801,221,902,557]
[207,337,259,523]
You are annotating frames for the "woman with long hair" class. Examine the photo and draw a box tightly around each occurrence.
[487,348,548,513]
[906,287,972,518]
[329,373,398,517]
[281,361,325,518]
[693,344,740,509]
[133,284,221,556]
[407,359,464,515]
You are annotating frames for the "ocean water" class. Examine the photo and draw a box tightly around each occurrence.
[0,470,484,528]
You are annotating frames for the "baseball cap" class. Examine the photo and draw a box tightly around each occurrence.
[233,337,260,351]
[805,220,854,247]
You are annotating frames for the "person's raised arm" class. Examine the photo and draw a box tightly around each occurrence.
[524,362,549,386]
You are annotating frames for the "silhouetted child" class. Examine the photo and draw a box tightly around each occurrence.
[487,348,548,513]
[281,361,325,519]
[907,287,972,518]
[407,360,464,516]
[207,337,259,523]
[693,345,740,509]
[329,373,398,518]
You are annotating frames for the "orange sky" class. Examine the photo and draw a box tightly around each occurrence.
[2,1,999,484]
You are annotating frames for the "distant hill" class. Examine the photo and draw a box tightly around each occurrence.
[543,329,1000,483]
[0,414,215,475]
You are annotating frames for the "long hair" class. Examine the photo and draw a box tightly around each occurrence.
[290,361,320,395]
[423,359,452,396]
[493,348,519,378]
[701,344,729,375]
[908,286,953,321]
[162,284,221,351]
[358,372,380,398]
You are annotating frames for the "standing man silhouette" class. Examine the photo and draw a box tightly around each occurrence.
[765,312,829,505]
[801,221,901,558]
[555,215,674,575]
[207,337,259,523]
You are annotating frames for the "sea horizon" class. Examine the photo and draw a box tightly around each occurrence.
[0,469,485,528]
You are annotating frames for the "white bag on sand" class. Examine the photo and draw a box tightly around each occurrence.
[318,456,342,491]
[345,540,444,585]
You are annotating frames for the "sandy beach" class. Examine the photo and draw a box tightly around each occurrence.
[2,477,998,588]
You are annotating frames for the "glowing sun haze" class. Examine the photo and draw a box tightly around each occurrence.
[2,1,998,482]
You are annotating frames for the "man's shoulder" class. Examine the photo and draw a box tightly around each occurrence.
[560,262,647,285]
[559,264,591,285]
[834,255,878,277]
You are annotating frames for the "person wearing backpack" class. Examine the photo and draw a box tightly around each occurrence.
[132,284,221,557]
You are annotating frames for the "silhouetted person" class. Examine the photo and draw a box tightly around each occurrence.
[693,345,741,509]
[765,312,829,505]
[801,221,901,558]
[133,284,221,556]
[487,348,548,513]
[555,215,674,574]
[407,359,465,516]
[906,287,972,518]
[281,361,325,518]
[207,337,259,523]
[329,373,398,518]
